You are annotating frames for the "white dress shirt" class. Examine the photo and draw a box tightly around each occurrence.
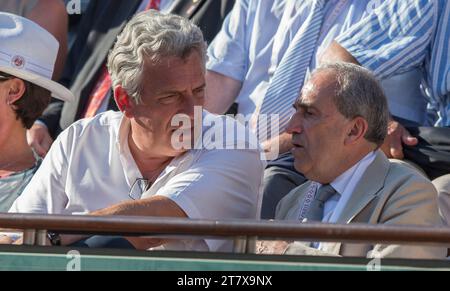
[10,111,265,252]
[310,151,376,249]
[321,151,377,223]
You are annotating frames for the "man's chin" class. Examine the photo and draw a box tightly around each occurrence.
[168,145,191,156]
[293,162,309,177]
[293,164,303,174]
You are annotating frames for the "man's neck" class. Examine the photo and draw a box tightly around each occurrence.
[319,146,376,185]
[128,129,173,180]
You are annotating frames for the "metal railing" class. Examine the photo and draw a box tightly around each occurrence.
[1,213,450,253]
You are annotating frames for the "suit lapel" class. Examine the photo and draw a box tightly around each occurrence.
[337,150,390,224]
[169,0,206,19]
[283,182,313,220]
[320,151,390,255]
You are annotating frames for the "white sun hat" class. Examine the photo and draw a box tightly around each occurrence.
[0,12,74,102]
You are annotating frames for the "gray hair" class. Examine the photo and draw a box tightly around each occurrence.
[107,10,207,103]
[312,62,389,146]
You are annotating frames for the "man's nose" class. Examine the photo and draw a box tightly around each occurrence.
[180,93,196,120]
[286,113,302,135]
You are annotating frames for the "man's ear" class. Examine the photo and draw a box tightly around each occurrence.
[5,79,26,105]
[345,117,368,145]
[114,85,133,118]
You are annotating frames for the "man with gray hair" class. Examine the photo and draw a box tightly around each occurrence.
[6,10,265,252]
[259,63,445,259]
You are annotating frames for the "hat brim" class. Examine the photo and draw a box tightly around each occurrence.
[0,66,74,102]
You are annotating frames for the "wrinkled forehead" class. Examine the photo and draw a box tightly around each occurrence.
[140,53,205,93]
[299,81,317,101]
[296,73,338,109]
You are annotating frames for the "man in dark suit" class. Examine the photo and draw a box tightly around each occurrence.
[28,0,234,156]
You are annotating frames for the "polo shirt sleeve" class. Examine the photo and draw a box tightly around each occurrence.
[154,148,265,252]
[206,0,250,82]
[9,127,72,214]
[335,0,436,80]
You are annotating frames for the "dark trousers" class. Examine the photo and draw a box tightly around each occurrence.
[404,127,450,180]
[70,236,135,249]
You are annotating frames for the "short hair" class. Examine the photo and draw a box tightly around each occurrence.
[107,10,207,104]
[0,72,51,129]
[312,62,389,146]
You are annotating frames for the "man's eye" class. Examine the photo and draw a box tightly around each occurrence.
[298,108,314,117]
[193,87,205,96]
[159,95,179,104]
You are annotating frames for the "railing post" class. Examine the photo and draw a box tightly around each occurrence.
[36,230,48,246]
[22,229,36,246]
[233,236,247,254]
[246,236,257,254]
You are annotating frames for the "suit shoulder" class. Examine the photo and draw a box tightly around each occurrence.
[381,160,438,203]
[374,160,441,228]
[387,160,434,187]
[60,111,122,142]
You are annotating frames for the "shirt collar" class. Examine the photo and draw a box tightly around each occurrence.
[321,151,377,195]
[116,114,196,193]
[116,115,142,188]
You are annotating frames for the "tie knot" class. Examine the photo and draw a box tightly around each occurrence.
[315,184,336,203]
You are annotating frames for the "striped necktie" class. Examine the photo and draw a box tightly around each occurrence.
[258,0,326,140]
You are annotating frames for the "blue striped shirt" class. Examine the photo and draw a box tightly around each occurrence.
[336,0,450,127]
[207,0,389,117]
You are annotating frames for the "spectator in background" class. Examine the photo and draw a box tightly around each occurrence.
[321,0,450,224]
[27,0,234,157]
[0,0,68,81]
[259,63,445,259]
[0,12,73,211]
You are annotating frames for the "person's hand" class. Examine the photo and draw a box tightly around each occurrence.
[256,240,290,255]
[0,235,13,245]
[125,237,165,250]
[27,123,53,157]
[380,120,418,159]
[262,132,293,158]
[12,237,23,245]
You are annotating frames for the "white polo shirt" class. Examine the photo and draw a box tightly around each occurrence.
[10,111,265,252]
